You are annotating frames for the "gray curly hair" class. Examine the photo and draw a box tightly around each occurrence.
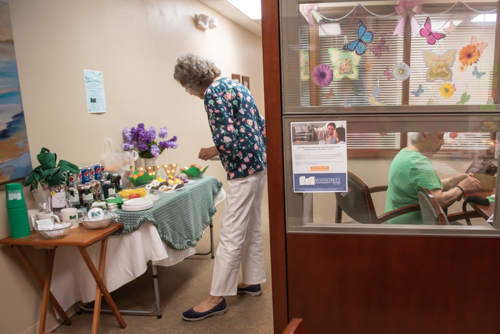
[408,132,428,144]
[173,53,221,94]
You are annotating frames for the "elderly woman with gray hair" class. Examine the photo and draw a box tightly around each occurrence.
[385,132,481,224]
[173,53,267,321]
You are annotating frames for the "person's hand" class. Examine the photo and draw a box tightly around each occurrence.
[198,146,219,161]
[449,173,474,188]
[458,175,481,193]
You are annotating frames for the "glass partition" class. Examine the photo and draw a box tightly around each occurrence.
[280,0,500,235]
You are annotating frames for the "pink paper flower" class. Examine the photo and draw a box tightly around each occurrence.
[312,64,333,87]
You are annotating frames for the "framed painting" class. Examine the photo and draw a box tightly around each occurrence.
[231,74,240,82]
[0,2,32,184]
[242,76,250,89]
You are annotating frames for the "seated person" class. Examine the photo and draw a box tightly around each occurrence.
[335,127,346,144]
[385,132,481,224]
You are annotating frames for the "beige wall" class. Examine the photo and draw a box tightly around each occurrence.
[0,0,264,333]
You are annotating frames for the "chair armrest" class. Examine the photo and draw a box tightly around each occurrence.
[369,185,388,194]
[447,211,481,222]
[377,204,421,223]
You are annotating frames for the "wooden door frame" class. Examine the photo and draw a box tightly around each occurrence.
[262,0,288,332]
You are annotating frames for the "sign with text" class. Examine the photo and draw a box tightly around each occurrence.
[291,121,348,193]
[84,70,107,113]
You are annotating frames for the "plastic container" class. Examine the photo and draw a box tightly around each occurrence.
[35,222,72,239]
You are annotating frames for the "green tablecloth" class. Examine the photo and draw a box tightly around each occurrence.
[115,176,222,250]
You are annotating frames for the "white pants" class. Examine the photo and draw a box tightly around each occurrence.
[210,169,267,296]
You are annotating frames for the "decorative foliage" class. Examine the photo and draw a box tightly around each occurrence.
[352,87,361,95]
[420,17,446,45]
[342,19,373,56]
[422,50,456,82]
[440,83,455,99]
[456,92,471,105]
[392,62,411,81]
[312,64,334,87]
[394,0,423,37]
[122,123,178,159]
[459,45,480,66]
[328,49,361,80]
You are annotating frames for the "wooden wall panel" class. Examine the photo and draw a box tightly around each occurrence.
[287,234,500,334]
[261,0,288,332]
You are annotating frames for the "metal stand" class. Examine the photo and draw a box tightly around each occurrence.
[194,219,214,258]
[78,264,162,319]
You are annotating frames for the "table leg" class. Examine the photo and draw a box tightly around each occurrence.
[78,239,127,330]
[39,248,55,334]
[12,246,72,326]
[91,238,108,334]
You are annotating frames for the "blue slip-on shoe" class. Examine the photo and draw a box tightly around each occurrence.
[182,298,227,321]
[237,284,262,296]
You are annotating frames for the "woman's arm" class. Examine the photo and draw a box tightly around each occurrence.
[441,173,475,191]
[431,175,481,208]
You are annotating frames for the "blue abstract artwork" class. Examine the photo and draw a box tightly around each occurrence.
[0,3,32,183]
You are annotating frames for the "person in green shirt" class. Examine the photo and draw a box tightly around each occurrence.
[385,132,481,224]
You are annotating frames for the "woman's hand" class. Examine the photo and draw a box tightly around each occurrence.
[457,175,481,193]
[198,146,219,161]
[448,173,474,188]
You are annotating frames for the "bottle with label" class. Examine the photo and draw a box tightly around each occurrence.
[112,173,122,191]
[67,187,80,208]
[102,181,116,199]
[82,185,93,209]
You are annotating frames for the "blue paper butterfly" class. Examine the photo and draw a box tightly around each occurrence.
[342,20,374,56]
[472,66,486,79]
[411,84,424,97]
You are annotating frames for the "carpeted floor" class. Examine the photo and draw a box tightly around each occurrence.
[53,184,273,334]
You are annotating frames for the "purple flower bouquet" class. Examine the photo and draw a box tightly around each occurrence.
[121,123,178,159]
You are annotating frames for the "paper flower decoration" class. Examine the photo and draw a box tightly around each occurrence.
[440,83,455,99]
[422,49,456,82]
[312,64,333,87]
[392,62,411,81]
[328,48,361,80]
[459,45,480,66]
[459,64,467,72]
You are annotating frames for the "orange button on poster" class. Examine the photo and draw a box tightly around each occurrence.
[310,166,329,171]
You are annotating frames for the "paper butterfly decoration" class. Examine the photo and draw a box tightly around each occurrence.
[368,85,385,106]
[444,21,456,34]
[471,36,488,55]
[383,66,394,80]
[328,48,361,80]
[342,19,374,56]
[352,87,361,95]
[472,66,486,79]
[456,92,471,105]
[411,84,424,97]
[427,98,438,105]
[370,38,389,58]
[422,49,456,82]
[420,17,446,45]
[344,99,352,108]
[322,88,335,99]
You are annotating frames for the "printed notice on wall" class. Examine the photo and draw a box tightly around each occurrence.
[84,70,107,113]
[291,121,348,193]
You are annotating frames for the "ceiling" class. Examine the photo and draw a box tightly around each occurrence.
[198,0,262,37]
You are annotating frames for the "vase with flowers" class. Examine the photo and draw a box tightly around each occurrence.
[121,123,178,169]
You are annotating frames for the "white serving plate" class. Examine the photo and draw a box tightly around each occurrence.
[121,202,154,211]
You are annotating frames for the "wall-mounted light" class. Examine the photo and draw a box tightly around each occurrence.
[195,14,218,29]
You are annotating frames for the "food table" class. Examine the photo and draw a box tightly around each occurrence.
[50,176,224,318]
[0,223,126,334]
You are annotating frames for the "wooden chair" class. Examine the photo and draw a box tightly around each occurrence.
[335,172,420,224]
[282,318,309,334]
[417,186,481,225]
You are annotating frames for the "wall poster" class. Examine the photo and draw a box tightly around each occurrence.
[84,70,107,113]
[291,121,347,193]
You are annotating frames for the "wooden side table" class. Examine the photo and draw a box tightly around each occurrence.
[0,223,126,334]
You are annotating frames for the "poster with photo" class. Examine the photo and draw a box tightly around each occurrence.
[291,121,347,193]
